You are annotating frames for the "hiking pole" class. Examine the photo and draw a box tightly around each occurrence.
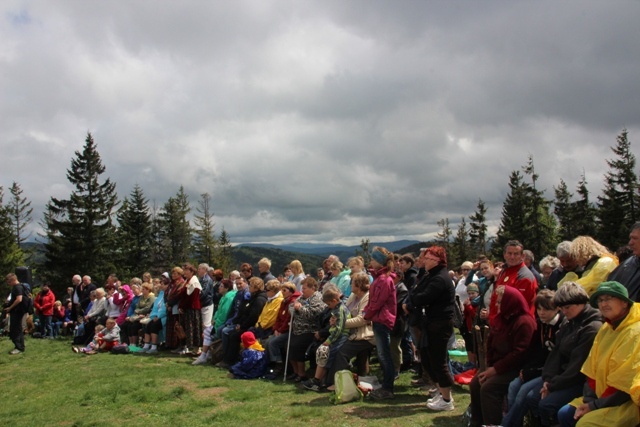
[283,309,295,383]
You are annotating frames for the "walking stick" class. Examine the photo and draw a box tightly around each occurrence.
[283,309,294,383]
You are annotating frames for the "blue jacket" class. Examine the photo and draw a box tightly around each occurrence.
[149,290,167,326]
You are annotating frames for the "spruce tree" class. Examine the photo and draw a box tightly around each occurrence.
[44,132,118,284]
[215,227,233,274]
[573,173,597,237]
[469,199,488,257]
[493,171,529,257]
[0,186,25,273]
[596,129,639,249]
[193,193,216,266]
[116,184,152,278]
[554,179,574,241]
[436,218,452,255]
[452,217,470,266]
[8,181,33,247]
[158,186,192,266]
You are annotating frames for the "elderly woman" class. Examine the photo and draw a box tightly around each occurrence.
[286,276,326,382]
[179,263,203,355]
[80,288,108,344]
[289,260,306,292]
[411,246,456,411]
[219,277,267,368]
[539,255,561,289]
[568,236,618,296]
[557,281,640,427]
[365,246,397,400]
[329,260,352,298]
[327,272,375,388]
[469,286,536,427]
[523,282,602,427]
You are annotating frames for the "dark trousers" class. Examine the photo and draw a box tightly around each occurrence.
[10,311,25,351]
[328,339,374,385]
[470,368,518,426]
[423,319,454,387]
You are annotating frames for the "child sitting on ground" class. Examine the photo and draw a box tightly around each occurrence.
[73,324,105,354]
[229,331,269,379]
[302,287,351,391]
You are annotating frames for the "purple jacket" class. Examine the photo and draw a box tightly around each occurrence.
[364,267,397,330]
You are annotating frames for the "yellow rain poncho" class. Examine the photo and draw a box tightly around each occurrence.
[569,302,640,426]
[559,255,618,296]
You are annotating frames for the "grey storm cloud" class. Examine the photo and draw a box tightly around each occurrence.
[1,1,640,245]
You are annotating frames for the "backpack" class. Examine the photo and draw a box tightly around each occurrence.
[19,283,34,315]
[329,370,363,405]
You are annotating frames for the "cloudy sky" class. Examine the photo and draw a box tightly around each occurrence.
[2,1,640,246]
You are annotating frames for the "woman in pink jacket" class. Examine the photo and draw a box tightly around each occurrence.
[364,246,397,400]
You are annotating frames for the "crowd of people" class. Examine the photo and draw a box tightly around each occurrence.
[4,223,640,426]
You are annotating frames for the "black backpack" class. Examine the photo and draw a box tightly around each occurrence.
[21,283,34,315]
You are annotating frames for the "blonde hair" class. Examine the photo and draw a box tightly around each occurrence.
[289,260,304,276]
[570,236,612,266]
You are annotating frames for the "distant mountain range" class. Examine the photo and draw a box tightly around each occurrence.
[238,240,422,263]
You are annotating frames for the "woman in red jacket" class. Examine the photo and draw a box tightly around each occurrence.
[34,282,56,338]
[469,285,536,427]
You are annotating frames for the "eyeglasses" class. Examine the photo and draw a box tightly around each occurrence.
[424,256,440,262]
[597,296,615,304]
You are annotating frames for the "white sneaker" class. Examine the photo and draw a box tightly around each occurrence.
[427,392,442,405]
[427,395,454,411]
[192,355,207,365]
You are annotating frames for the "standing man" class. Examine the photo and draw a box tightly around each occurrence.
[4,273,26,354]
[489,240,537,324]
[607,222,640,301]
[76,275,96,316]
[71,274,82,320]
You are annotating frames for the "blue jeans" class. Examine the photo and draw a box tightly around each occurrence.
[40,314,53,337]
[557,404,577,427]
[526,383,583,426]
[373,322,395,392]
[502,376,543,427]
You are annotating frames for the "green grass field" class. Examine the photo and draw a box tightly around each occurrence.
[0,336,470,427]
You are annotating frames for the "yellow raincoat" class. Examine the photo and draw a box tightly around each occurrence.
[559,255,618,296]
[569,302,640,426]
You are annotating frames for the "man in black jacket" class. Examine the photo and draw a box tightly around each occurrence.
[607,222,640,301]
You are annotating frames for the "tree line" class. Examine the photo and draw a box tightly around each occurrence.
[0,129,637,288]
[437,129,638,267]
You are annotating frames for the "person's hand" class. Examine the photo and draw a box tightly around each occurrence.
[519,370,524,381]
[294,301,301,310]
[478,367,496,384]
[235,325,240,331]
[574,403,591,420]
[480,308,488,320]
[329,316,336,326]
[274,331,281,337]
[540,382,550,400]
[314,332,320,340]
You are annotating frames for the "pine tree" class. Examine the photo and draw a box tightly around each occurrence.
[116,184,152,278]
[193,193,216,266]
[215,227,233,274]
[596,129,639,249]
[43,132,119,284]
[158,186,192,266]
[468,199,488,257]
[0,186,25,273]
[8,181,33,247]
[494,171,529,257]
[355,238,371,265]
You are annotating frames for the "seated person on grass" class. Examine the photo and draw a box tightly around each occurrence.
[229,331,269,379]
[302,286,351,391]
[73,324,105,354]
[95,318,120,352]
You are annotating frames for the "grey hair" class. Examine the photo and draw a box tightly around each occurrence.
[199,263,210,270]
[539,255,561,271]
[556,241,572,258]
[523,250,535,262]
[553,282,589,306]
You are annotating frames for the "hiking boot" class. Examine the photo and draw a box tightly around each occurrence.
[9,349,22,355]
[427,395,454,411]
[369,388,395,400]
